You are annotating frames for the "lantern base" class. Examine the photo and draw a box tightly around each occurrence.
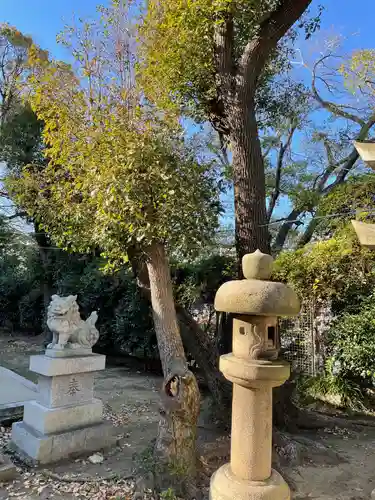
[210,464,290,500]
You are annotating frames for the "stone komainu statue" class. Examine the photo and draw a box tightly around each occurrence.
[46,294,99,350]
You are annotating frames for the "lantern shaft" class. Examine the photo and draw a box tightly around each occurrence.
[231,384,272,481]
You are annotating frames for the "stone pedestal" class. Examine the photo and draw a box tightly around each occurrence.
[11,353,116,464]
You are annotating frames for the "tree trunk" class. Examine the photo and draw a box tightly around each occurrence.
[229,99,270,271]
[176,305,232,414]
[128,247,231,414]
[146,242,200,495]
[272,208,302,255]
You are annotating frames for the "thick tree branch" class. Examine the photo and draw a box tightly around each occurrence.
[312,135,344,192]
[212,11,235,137]
[322,115,375,194]
[214,13,235,94]
[239,0,313,89]
[290,116,375,248]
[6,211,27,220]
[297,217,318,248]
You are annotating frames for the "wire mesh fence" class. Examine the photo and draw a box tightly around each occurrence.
[279,304,317,376]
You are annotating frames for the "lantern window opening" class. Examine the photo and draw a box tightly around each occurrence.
[267,325,276,349]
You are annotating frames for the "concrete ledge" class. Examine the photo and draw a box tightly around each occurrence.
[0,367,38,424]
[24,399,103,435]
[11,421,116,464]
[30,354,106,376]
[0,367,37,392]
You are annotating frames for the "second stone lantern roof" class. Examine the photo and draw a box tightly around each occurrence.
[214,249,300,317]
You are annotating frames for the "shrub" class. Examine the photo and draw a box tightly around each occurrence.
[327,296,375,388]
[273,224,375,315]
[53,256,156,357]
[173,253,235,309]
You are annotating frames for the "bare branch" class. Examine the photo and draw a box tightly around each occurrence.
[267,124,297,222]
[311,55,365,125]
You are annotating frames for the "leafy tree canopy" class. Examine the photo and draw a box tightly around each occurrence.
[138,0,320,124]
[8,3,222,268]
[340,49,375,102]
[313,174,375,238]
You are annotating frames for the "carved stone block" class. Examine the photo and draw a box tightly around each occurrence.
[11,353,114,464]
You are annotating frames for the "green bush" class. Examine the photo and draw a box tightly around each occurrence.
[297,372,366,411]
[0,221,44,332]
[328,296,375,388]
[0,224,156,354]
[273,224,375,315]
[173,253,235,309]
[0,217,234,363]
[52,256,156,357]
[274,223,375,409]
[294,295,375,410]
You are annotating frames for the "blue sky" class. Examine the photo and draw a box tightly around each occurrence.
[1,0,374,60]
[1,0,375,231]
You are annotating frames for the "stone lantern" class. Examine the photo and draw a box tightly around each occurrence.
[210,250,300,500]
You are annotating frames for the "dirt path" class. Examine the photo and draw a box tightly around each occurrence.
[288,428,375,499]
[0,335,374,499]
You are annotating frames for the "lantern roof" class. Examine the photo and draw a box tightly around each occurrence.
[214,250,300,316]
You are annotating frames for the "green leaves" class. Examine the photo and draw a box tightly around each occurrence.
[328,296,375,388]
[274,223,375,313]
[138,0,287,121]
[12,4,221,268]
[340,49,375,101]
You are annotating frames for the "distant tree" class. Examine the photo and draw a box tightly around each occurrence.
[0,25,53,334]
[0,24,33,125]
[261,41,375,252]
